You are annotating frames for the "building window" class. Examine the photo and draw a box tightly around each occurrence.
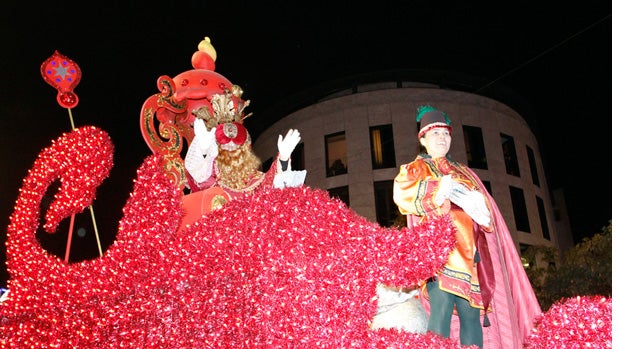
[325,132,347,177]
[291,142,305,171]
[463,125,488,169]
[261,157,273,173]
[509,186,530,232]
[262,143,305,172]
[526,145,540,186]
[481,180,492,196]
[501,133,520,177]
[369,125,396,169]
[328,186,349,206]
[536,196,550,240]
[373,180,400,227]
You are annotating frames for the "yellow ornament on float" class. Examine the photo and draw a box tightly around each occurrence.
[197,36,217,61]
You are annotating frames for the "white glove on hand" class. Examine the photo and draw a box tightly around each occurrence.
[434,174,454,206]
[443,177,491,226]
[277,129,301,161]
[194,119,218,156]
[458,190,491,227]
[448,182,471,208]
[273,169,307,189]
[185,120,218,183]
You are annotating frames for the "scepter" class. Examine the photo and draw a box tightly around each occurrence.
[40,51,103,261]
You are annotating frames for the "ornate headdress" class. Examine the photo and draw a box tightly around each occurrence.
[140,36,252,188]
[194,89,253,151]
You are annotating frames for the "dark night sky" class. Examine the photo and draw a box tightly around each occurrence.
[0,2,612,284]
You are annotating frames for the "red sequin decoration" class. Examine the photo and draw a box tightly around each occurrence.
[524,296,612,348]
[0,127,611,348]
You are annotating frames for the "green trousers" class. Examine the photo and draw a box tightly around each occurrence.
[426,279,483,348]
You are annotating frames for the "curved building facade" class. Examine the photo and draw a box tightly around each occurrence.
[252,80,570,255]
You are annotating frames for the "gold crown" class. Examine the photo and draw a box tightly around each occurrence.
[193,86,252,129]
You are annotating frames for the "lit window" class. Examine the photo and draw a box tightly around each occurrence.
[325,132,347,177]
[369,125,396,169]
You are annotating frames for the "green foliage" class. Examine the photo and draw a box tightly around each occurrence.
[524,221,612,311]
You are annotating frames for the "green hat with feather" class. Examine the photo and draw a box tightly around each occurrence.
[416,105,452,138]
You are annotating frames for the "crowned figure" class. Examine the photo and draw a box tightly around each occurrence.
[140,37,306,227]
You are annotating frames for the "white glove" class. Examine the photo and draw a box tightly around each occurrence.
[441,176,491,226]
[273,169,307,189]
[467,190,491,226]
[185,120,218,183]
[194,119,217,155]
[456,190,491,227]
[277,129,301,161]
[448,182,472,208]
[434,174,454,206]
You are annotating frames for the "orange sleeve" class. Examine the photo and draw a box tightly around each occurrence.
[393,160,447,218]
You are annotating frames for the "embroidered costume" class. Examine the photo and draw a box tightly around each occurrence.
[393,105,541,348]
[394,155,491,311]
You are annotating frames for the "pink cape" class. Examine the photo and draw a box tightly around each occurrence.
[418,168,542,348]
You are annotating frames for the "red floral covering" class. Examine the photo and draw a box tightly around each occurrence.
[524,295,612,348]
[0,127,611,348]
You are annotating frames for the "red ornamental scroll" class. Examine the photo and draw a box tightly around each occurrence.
[41,50,82,109]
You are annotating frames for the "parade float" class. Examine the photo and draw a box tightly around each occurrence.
[0,37,611,348]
